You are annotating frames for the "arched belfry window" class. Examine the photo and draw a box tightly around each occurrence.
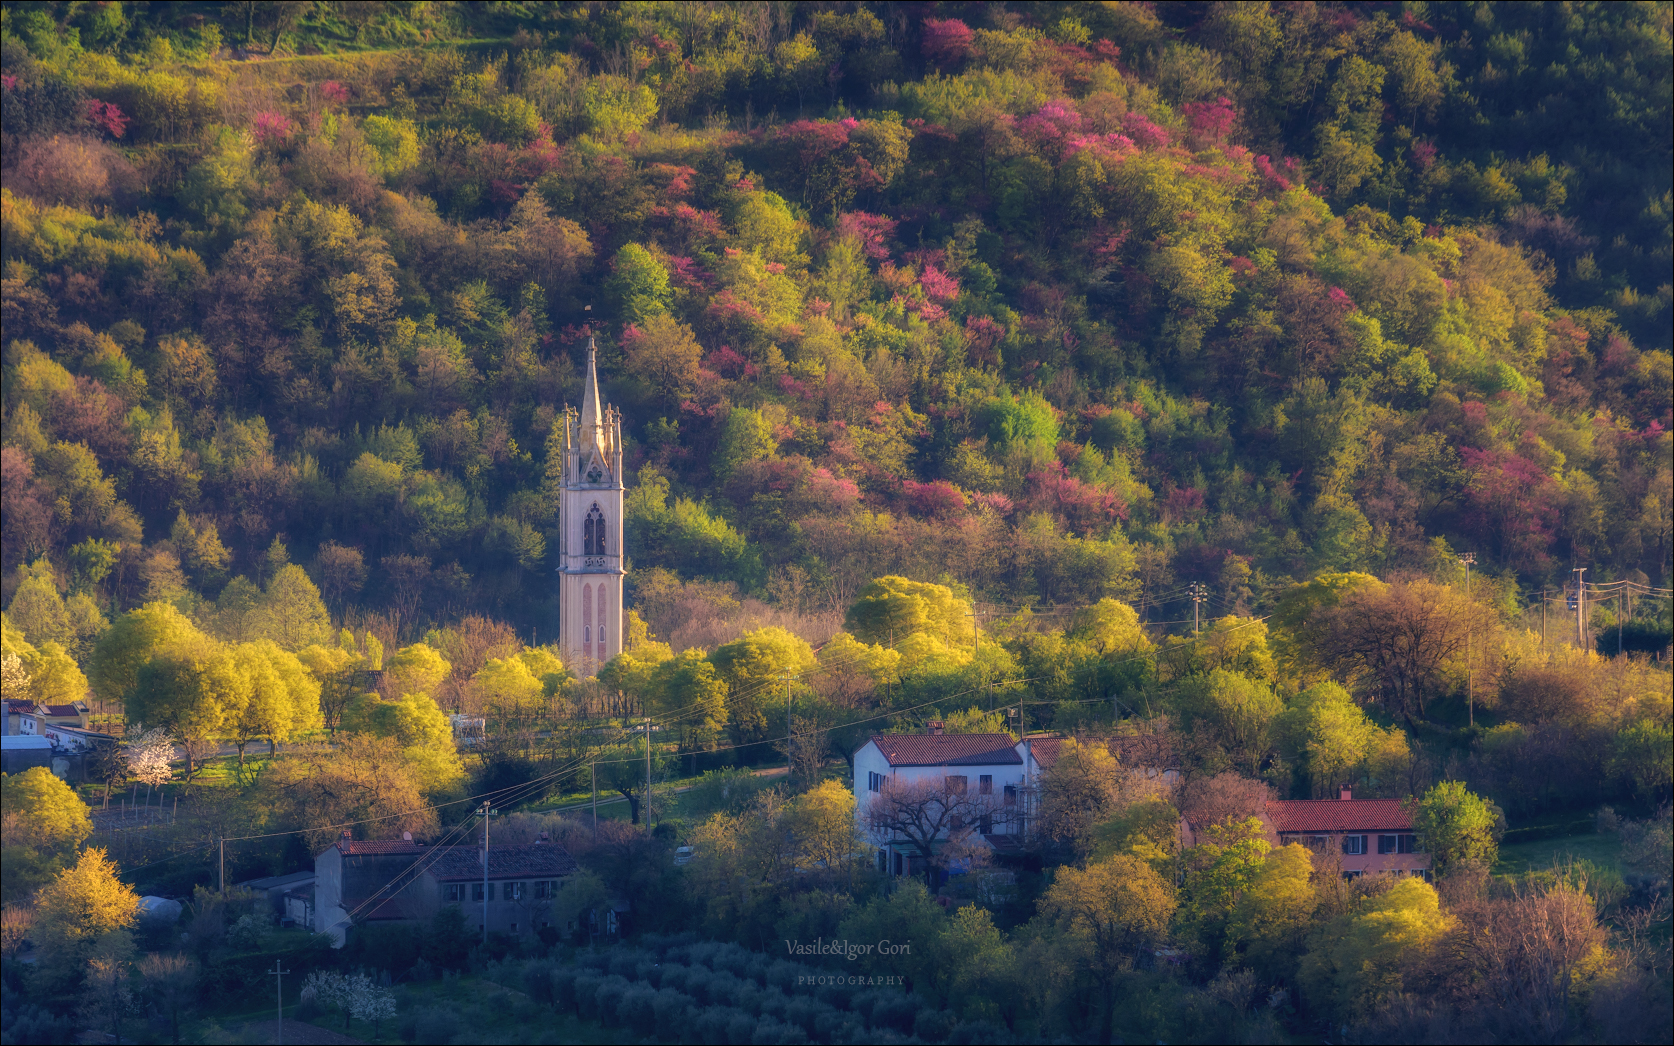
[585,504,606,556]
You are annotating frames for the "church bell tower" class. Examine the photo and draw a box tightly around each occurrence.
[558,337,624,676]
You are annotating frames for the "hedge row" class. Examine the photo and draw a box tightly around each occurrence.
[513,937,1011,1045]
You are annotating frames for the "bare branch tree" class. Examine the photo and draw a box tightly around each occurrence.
[862,776,1001,887]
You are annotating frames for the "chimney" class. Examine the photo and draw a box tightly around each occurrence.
[928,721,944,736]
[1340,786,1353,801]
[338,829,352,852]
[537,831,550,845]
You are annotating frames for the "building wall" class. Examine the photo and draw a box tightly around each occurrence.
[420,873,565,938]
[851,741,1028,846]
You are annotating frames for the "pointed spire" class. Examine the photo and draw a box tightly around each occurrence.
[580,336,603,435]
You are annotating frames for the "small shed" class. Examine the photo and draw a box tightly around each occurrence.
[1,734,52,774]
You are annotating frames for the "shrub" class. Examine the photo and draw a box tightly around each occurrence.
[635,957,662,986]
[868,990,920,1032]
[411,1006,462,1044]
[725,1009,759,1044]
[765,958,801,991]
[682,966,714,1005]
[914,1007,956,1042]
[707,970,744,1008]
[949,1018,1011,1044]
[785,995,835,1036]
[816,1007,863,1042]
[521,958,558,1004]
[659,963,689,993]
[608,946,648,979]
[571,972,605,1019]
[617,984,659,1036]
[751,1017,810,1045]
[653,987,694,1039]
[593,975,630,1026]
[548,966,578,1012]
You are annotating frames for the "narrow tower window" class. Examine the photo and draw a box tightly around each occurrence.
[586,504,606,556]
[582,584,593,661]
[597,586,607,652]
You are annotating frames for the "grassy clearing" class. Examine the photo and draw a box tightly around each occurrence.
[1494,830,1623,878]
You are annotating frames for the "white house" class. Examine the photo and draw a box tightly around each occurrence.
[853,726,1036,877]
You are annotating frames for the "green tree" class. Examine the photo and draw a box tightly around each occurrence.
[1037,854,1177,1045]
[1225,842,1315,980]
[19,642,91,708]
[1179,815,1272,958]
[229,641,320,763]
[127,639,249,777]
[89,603,210,708]
[1177,669,1282,775]
[607,243,673,322]
[622,313,704,403]
[7,568,72,648]
[1299,877,1453,1021]
[1411,781,1500,875]
[33,848,138,978]
[246,565,332,652]
[709,627,817,747]
[712,408,778,481]
[1,766,93,859]
[844,576,972,649]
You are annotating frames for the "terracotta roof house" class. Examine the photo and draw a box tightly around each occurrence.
[853,726,1032,878]
[1266,788,1430,879]
[313,831,577,946]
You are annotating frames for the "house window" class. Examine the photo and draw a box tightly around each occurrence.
[946,775,967,794]
[877,850,888,873]
[509,882,526,901]
[472,882,488,902]
[979,813,992,834]
[445,884,464,902]
[1343,835,1366,855]
[1342,870,1363,881]
[535,881,550,900]
[979,775,992,795]
[1398,834,1419,854]
[1378,834,1397,854]
[1003,785,1017,805]
[1309,835,1329,851]
[868,771,884,793]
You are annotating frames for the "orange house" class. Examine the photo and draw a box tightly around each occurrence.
[1268,788,1431,879]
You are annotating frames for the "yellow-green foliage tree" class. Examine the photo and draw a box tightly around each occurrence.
[1299,877,1454,1021]
[1,766,94,901]
[33,848,138,981]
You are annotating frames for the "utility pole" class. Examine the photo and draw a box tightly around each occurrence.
[967,609,983,710]
[1189,583,1207,633]
[219,837,225,895]
[479,801,492,945]
[778,672,795,786]
[590,761,597,835]
[269,960,291,1045]
[1540,589,1547,645]
[1460,553,1475,728]
[1618,588,1625,657]
[644,717,652,826]
[1574,567,1587,648]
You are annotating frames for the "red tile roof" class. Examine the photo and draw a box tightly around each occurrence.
[870,734,1022,767]
[1025,737,1065,769]
[337,839,428,856]
[1269,799,1414,833]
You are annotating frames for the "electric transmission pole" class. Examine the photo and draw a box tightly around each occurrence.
[1460,553,1475,728]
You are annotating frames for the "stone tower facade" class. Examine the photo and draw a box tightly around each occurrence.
[557,338,624,676]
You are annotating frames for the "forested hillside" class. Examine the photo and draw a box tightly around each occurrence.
[0,4,1670,1043]
[2,1,1669,640]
